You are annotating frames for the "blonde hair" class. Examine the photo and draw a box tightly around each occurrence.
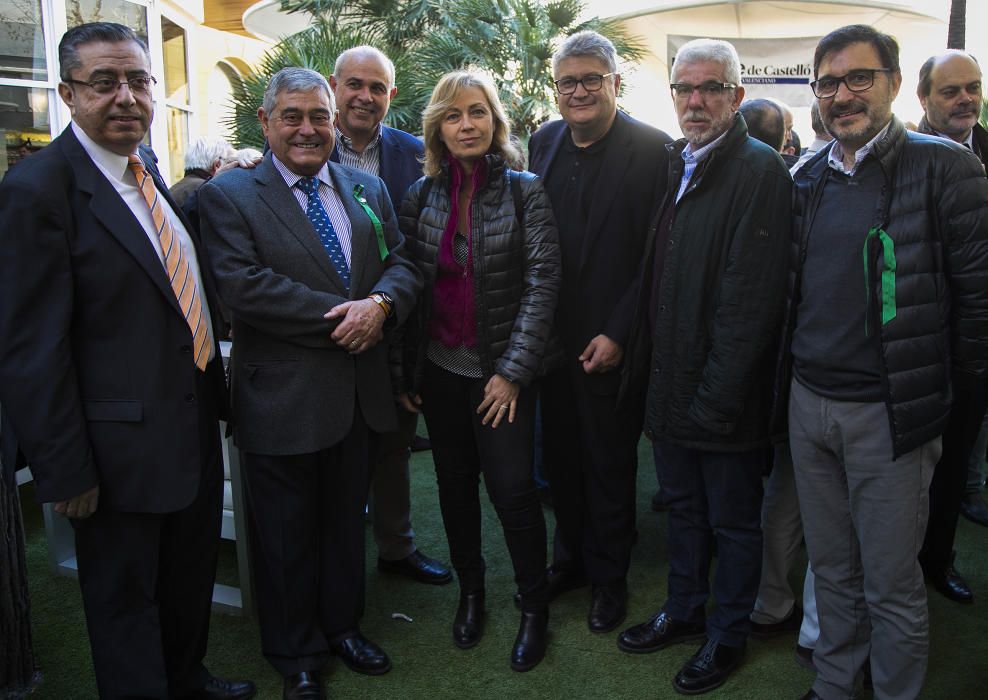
[421,70,523,178]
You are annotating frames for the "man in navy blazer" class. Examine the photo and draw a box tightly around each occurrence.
[527,30,672,633]
[0,23,253,699]
[200,67,421,699]
[330,45,451,586]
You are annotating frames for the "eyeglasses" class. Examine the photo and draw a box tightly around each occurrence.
[275,112,333,127]
[64,76,157,94]
[669,82,737,99]
[553,73,615,95]
[810,68,892,99]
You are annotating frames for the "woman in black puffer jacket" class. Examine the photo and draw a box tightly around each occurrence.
[397,69,560,671]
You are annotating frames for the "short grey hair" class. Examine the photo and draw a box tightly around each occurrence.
[261,67,334,115]
[672,38,742,87]
[552,30,618,75]
[184,137,233,170]
[334,46,396,89]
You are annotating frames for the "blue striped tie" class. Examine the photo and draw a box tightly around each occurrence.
[298,176,350,290]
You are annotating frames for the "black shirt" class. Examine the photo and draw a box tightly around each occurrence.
[544,126,614,335]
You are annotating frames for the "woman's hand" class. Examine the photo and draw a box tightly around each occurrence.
[477,374,519,428]
[398,393,422,414]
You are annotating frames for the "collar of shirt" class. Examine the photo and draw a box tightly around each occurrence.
[681,127,730,166]
[71,121,137,184]
[335,125,382,155]
[676,128,731,203]
[828,120,892,176]
[272,153,334,192]
[932,127,974,149]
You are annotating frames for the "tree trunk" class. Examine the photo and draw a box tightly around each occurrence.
[0,407,38,698]
[947,0,966,49]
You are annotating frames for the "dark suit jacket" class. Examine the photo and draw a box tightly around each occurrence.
[0,126,227,513]
[332,124,424,213]
[199,155,421,456]
[528,110,673,393]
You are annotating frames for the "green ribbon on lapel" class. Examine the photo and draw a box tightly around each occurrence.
[862,227,896,336]
[352,184,388,261]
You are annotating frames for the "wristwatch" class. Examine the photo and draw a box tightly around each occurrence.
[368,291,394,319]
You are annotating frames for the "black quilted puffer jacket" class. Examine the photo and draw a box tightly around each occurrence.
[774,116,988,458]
[397,155,561,393]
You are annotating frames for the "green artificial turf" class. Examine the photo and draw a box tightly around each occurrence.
[17,437,988,699]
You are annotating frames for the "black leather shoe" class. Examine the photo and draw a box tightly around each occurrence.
[378,550,453,585]
[453,591,485,649]
[961,492,988,527]
[673,639,745,695]
[588,586,627,633]
[750,604,802,639]
[795,644,815,671]
[798,691,823,700]
[186,677,256,700]
[331,633,391,675]
[618,610,705,653]
[510,609,549,672]
[546,565,588,601]
[924,553,974,604]
[283,671,322,700]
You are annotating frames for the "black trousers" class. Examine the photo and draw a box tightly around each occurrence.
[242,409,372,677]
[421,362,547,610]
[539,364,644,589]
[921,377,988,571]
[74,375,222,700]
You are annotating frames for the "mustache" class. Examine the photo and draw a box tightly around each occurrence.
[682,111,710,123]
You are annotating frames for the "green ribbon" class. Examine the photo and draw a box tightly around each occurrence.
[352,184,388,261]
[862,227,896,336]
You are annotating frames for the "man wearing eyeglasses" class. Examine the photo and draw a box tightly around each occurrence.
[0,22,255,699]
[776,25,988,700]
[616,38,791,695]
[527,30,672,635]
[199,67,420,700]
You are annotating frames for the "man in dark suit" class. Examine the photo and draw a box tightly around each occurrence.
[914,49,988,602]
[329,45,450,586]
[527,30,672,633]
[199,67,420,700]
[0,22,254,700]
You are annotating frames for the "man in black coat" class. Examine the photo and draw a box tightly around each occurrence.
[914,49,988,602]
[0,23,253,700]
[616,39,791,696]
[527,30,672,633]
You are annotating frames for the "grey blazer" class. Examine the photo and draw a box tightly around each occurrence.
[199,155,421,455]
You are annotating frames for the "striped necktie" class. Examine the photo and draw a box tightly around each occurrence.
[127,155,212,371]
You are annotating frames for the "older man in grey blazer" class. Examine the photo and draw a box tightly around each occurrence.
[199,67,420,700]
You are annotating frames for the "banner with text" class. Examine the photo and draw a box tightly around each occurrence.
[668,35,821,107]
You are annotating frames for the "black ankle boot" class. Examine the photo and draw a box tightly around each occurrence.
[452,591,485,649]
[510,608,548,671]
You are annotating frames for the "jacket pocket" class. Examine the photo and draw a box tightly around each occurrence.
[83,399,143,422]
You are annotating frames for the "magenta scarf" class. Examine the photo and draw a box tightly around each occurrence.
[428,156,488,348]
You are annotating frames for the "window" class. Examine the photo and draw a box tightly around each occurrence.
[0,84,49,179]
[0,0,48,81]
[160,16,190,184]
